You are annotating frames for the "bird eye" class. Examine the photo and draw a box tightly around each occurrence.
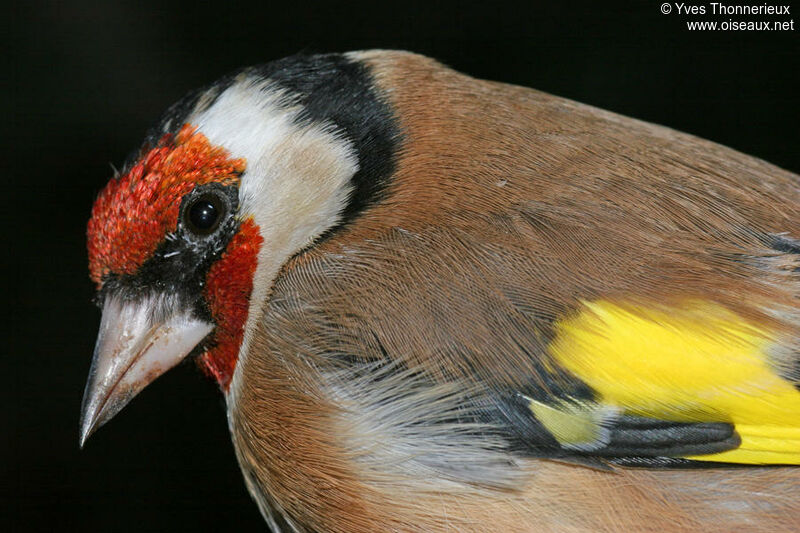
[185,194,224,235]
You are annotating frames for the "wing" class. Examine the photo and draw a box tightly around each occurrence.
[263,55,800,468]
[269,217,800,468]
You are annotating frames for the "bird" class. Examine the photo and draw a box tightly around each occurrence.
[80,50,800,532]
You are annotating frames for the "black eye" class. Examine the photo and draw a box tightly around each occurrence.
[185,194,223,235]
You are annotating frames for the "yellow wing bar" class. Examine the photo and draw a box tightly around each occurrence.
[548,300,800,464]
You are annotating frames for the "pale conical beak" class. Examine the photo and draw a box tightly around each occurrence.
[79,294,214,447]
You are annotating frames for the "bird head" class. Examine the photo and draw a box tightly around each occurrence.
[80,53,400,445]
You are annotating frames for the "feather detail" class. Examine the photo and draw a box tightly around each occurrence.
[549,300,800,464]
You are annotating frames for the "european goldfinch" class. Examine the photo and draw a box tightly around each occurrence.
[81,51,800,532]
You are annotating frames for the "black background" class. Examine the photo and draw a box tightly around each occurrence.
[5,1,798,531]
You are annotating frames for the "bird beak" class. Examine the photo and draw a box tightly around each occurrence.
[79,293,214,447]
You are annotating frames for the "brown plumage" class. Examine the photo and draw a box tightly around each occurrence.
[82,51,800,532]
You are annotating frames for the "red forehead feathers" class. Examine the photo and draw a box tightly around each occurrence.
[87,124,246,285]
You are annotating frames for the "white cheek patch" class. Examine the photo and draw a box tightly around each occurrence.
[187,78,359,401]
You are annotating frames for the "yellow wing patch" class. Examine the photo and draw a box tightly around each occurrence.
[548,300,800,464]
